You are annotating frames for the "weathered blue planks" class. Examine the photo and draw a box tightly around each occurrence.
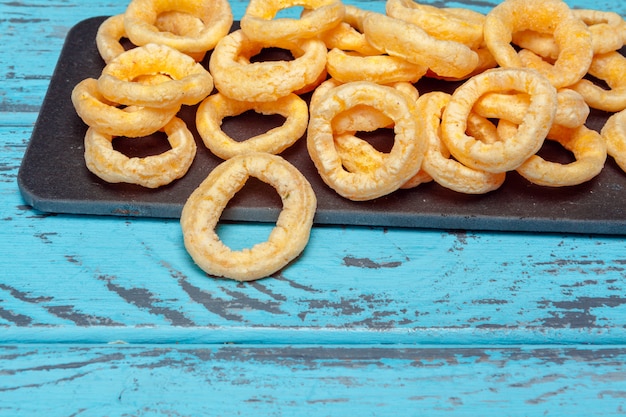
[2,0,626,415]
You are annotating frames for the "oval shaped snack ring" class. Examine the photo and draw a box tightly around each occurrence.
[209,30,327,102]
[362,13,479,79]
[483,0,593,89]
[196,92,308,160]
[180,152,317,281]
[441,67,557,174]
[98,43,214,108]
[571,51,626,113]
[96,14,127,64]
[307,81,425,201]
[240,0,345,46]
[418,92,506,194]
[72,78,180,138]
[319,5,381,56]
[600,108,626,172]
[515,124,607,187]
[123,0,233,55]
[84,116,197,188]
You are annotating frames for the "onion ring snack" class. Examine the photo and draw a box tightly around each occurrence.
[195,92,308,159]
[307,81,425,201]
[83,117,197,188]
[483,0,593,89]
[515,124,607,187]
[97,43,214,108]
[418,92,506,194]
[441,68,557,173]
[240,0,345,46]
[96,14,127,64]
[601,109,626,172]
[319,5,381,56]
[72,78,180,138]
[123,0,233,55]
[180,152,316,281]
[362,13,479,79]
[571,51,626,113]
[210,30,327,102]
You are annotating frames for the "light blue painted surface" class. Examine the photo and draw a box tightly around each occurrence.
[1,0,626,415]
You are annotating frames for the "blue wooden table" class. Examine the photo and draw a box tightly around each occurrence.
[2,0,626,415]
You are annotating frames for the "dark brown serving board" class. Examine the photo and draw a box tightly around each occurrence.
[17,16,626,234]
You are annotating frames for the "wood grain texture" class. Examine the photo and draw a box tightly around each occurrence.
[1,0,626,415]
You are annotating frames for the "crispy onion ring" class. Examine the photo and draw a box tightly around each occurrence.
[571,51,626,113]
[326,48,428,84]
[441,68,557,173]
[195,92,308,159]
[473,88,589,129]
[97,43,214,108]
[483,0,593,89]
[307,81,425,201]
[72,78,180,138]
[240,0,345,46]
[318,5,381,55]
[418,92,506,194]
[123,0,233,55]
[362,12,479,79]
[180,152,317,281]
[515,124,607,187]
[96,14,127,64]
[601,108,626,172]
[84,116,197,188]
[209,30,327,102]
[386,0,485,49]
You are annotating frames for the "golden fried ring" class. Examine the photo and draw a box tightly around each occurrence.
[96,14,127,64]
[600,108,626,172]
[72,78,180,138]
[180,152,316,281]
[473,88,589,129]
[209,30,327,102]
[318,5,381,55]
[240,0,345,46]
[123,0,233,54]
[386,0,485,49]
[483,0,593,89]
[307,81,425,201]
[570,51,626,113]
[195,92,308,160]
[441,67,557,173]
[83,116,197,188]
[515,124,607,187]
[97,43,214,108]
[362,13,479,79]
[326,48,428,84]
[418,92,506,194]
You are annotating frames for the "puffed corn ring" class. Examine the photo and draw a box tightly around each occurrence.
[209,30,327,102]
[386,0,485,49]
[241,0,345,46]
[570,51,626,112]
[600,108,626,172]
[95,14,127,64]
[318,5,381,56]
[180,152,317,281]
[515,124,607,187]
[473,88,590,129]
[123,0,233,55]
[98,43,214,108]
[71,78,180,138]
[418,92,506,194]
[195,92,308,160]
[326,48,428,84]
[84,116,197,188]
[307,81,425,201]
[363,12,479,79]
[441,67,557,173]
[484,0,593,89]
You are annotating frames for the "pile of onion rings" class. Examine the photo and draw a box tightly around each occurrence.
[70,0,626,280]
